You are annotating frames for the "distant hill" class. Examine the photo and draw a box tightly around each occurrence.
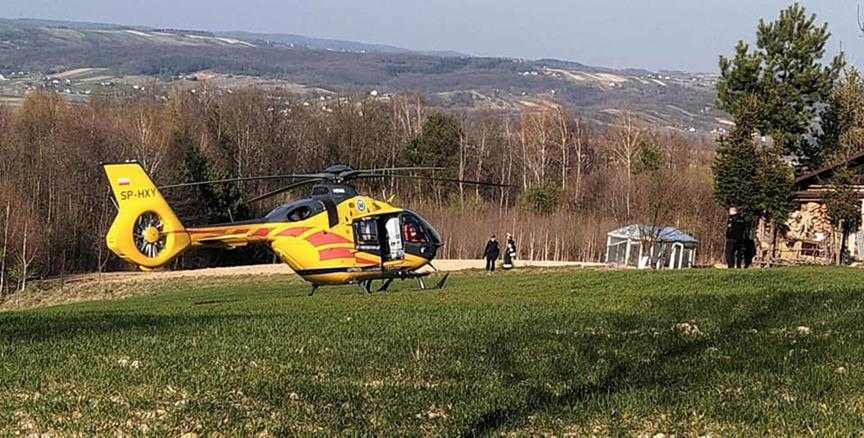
[0,17,727,134]
[0,18,462,56]
[217,31,465,57]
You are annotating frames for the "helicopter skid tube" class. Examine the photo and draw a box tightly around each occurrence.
[300,267,448,294]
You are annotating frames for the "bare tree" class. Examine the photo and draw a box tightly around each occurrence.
[572,117,588,203]
[553,105,570,189]
[18,218,29,292]
[520,109,552,186]
[0,203,9,295]
[605,111,644,219]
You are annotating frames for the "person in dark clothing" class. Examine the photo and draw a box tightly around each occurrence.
[744,238,757,268]
[725,207,749,268]
[726,207,745,269]
[503,233,517,269]
[484,235,500,272]
[743,225,757,268]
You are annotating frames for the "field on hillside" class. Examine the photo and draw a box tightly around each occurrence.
[2,267,864,435]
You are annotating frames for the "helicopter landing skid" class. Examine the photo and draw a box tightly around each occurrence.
[417,273,449,291]
[353,271,449,295]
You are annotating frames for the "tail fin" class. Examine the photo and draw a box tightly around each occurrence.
[103,162,191,269]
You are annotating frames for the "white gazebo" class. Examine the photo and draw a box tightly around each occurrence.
[605,225,698,269]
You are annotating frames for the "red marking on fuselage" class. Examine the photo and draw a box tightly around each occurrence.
[319,247,355,260]
[187,228,230,235]
[355,256,379,266]
[307,231,351,246]
[278,227,311,237]
[252,228,272,238]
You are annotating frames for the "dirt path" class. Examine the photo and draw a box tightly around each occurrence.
[61,259,602,285]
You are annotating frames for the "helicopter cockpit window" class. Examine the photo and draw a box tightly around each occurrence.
[264,200,325,223]
[287,206,312,221]
[401,214,429,244]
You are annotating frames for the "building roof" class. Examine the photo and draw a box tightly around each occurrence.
[795,149,864,189]
[607,225,698,243]
[792,150,864,202]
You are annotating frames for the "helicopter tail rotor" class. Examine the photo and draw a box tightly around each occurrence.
[103,162,191,269]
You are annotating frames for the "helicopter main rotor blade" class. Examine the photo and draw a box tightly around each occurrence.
[341,166,445,176]
[158,173,330,190]
[238,178,324,206]
[356,173,511,188]
[159,167,448,189]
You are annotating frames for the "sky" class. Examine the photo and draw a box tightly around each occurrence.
[0,0,860,72]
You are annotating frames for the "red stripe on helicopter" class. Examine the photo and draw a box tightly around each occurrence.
[187,228,230,235]
[307,231,351,246]
[278,227,311,237]
[355,256,378,266]
[252,228,272,237]
[318,247,355,260]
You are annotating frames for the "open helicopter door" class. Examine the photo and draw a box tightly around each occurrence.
[383,216,405,261]
[352,214,405,262]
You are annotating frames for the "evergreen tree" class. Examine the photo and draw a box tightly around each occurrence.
[179,132,247,224]
[755,149,795,226]
[404,113,461,169]
[717,3,844,170]
[712,125,761,212]
[713,97,795,226]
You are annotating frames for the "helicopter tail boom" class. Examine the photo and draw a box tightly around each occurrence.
[103,162,191,269]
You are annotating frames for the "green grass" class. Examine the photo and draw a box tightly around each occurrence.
[2,267,864,435]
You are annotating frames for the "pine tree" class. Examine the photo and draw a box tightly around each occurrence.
[404,113,461,169]
[717,3,844,170]
[712,125,760,211]
[713,97,795,226]
[755,150,795,227]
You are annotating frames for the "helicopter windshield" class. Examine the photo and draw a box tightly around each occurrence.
[402,211,441,246]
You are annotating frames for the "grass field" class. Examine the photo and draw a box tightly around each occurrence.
[2,267,864,435]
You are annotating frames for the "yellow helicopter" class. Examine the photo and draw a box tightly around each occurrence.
[102,162,505,294]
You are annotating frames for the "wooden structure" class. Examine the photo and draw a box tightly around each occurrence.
[758,152,864,264]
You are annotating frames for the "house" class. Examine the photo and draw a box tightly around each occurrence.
[756,151,864,264]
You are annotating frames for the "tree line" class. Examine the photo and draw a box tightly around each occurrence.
[0,85,723,294]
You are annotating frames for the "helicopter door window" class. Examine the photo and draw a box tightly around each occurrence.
[384,216,404,260]
[354,218,379,251]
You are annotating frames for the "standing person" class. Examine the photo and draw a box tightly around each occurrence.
[483,234,500,273]
[743,213,757,268]
[502,233,517,269]
[725,207,747,268]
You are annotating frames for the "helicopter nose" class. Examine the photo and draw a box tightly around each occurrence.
[401,212,443,261]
